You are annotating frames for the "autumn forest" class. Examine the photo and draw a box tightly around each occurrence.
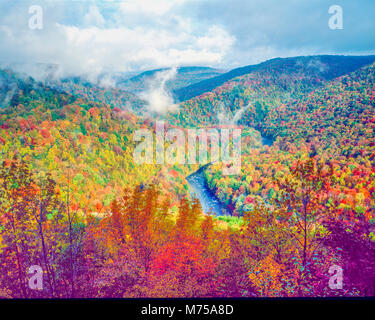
[1,54,375,298]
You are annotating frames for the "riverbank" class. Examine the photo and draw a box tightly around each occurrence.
[186,165,230,216]
[186,131,275,216]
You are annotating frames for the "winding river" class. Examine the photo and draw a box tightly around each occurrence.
[186,133,274,216]
[186,165,229,216]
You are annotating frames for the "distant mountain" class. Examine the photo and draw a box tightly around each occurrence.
[0,69,145,115]
[51,77,146,114]
[0,68,70,109]
[118,66,225,93]
[203,61,375,226]
[262,61,375,151]
[167,55,375,130]
[0,62,60,83]
[0,69,19,108]
[173,55,375,102]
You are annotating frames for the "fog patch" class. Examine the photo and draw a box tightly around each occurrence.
[140,67,179,114]
[295,57,328,74]
[231,103,252,125]
[307,58,328,73]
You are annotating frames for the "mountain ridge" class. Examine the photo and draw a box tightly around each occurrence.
[173,55,375,102]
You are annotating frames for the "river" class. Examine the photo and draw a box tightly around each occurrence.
[186,165,229,216]
[186,133,274,216]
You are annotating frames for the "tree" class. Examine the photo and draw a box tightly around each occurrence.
[0,157,76,298]
[274,158,331,268]
[146,234,217,297]
[0,157,35,297]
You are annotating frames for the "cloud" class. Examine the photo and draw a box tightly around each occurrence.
[231,104,252,125]
[83,6,105,27]
[0,0,234,80]
[307,58,328,73]
[55,22,233,77]
[0,0,374,80]
[140,67,179,114]
[98,74,117,89]
[119,0,186,16]
[183,0,375,66]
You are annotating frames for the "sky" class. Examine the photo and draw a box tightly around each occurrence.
[0,0,374,79]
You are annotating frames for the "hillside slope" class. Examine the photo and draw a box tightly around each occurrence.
[173,55,375,102]
[0,70,191,213]
[52,78,146,114]
[167,55,375,131]
[205,62,375,221]
[119,66,225,94]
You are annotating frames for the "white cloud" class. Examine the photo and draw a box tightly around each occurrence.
[197,25,235,52]
[0,0,235,80]
[140,67,178,114]
[48,23,233,77]
[0,0,374,81]
[83,6,105,27]
[119,0,187,16]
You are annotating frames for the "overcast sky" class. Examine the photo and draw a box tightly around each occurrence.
[0,0,374,78]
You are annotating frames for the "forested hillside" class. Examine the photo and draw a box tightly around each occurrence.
[0,71,194,214]
[119,66,225,94]
[205,62,375,216]
[52,78,146,114]
[173,55,375,102]
[1,56,375,298]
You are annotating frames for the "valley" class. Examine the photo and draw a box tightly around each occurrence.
[187,164,229,216]
[1,55,375,298]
